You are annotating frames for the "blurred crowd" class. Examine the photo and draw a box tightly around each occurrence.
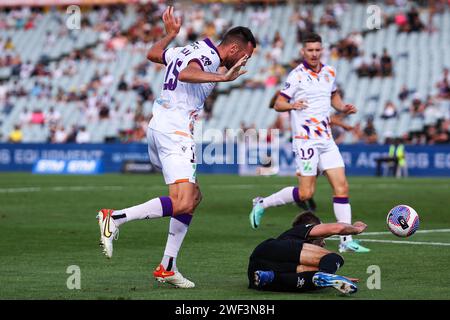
[1,1,449,145]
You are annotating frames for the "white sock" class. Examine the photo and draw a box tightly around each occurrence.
[112,197,172,227]
[333,197,353,244]
[261,186,297,209]
[161,216,192,271]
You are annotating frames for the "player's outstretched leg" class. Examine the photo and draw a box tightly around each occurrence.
[249,186,304,229]
[253,270,356,294]
[153,182,200,288]
[312,272,358,294]
[96,196,176,258]
[97,209,119,258]
[253,270,318,292]
[153,213,195,288]
[326,168,370,253]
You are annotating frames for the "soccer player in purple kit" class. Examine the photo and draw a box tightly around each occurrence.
[97,6,256,288]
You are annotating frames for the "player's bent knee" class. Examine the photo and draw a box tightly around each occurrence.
[318,253,344,274]
[172,198,196,215]
[334,182,349,197]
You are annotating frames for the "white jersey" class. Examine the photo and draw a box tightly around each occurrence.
[280,61,337,140]
[149,38,222,136]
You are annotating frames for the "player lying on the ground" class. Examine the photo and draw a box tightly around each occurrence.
[248,211,367,294]
[249,32,369,253]
[97,6,256,288]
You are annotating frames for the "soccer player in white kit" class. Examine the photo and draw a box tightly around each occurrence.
[249,33,370,253]
[97,6,255,288]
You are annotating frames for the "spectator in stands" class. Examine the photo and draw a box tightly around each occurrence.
[131,118,146,142]
[135,83,154,102]
[90,71,101,90]
[250,7,270,28]
[124,107,135,123]
[101,71,114,87]
[19,59,33,79]
[381,101,398,119]
[212,10,227,36]
[109,105,122,123]
[117,75,129,91]
[354,51,370,77]
[45,107,61,127]
[75,126,91,144]
[394,10,409,32]
[2,97,14,115]
[425,123,449,144]
[18,107,32,126]
[53,125,68,144]
[424,95,443,119]
[245,67,267,89]
[398,85,411,102]
[4,37,14,50]
[380,48,393,76]
[436,68,450,99]
[99,104,110,120]
[330,113,354,145]
[410,94,425,118]
[407,6,425,32]
[268,41,283,64]
[264,63,285,88]
[100,92,112,106]
[358,116,378,144]
[367,53,380,78]
[30,81,42,97]
[66,125,78,143]
[320,5,339,29]
[337,32,361,60]
[31,109,45,126]
[202,21,216,39]
[8,125,23,143]
[0,81,7,101]
[44,30,56,47]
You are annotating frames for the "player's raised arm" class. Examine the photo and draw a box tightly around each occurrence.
[308,221,367,238]
[178,55,248,83]
[146,6,181,64]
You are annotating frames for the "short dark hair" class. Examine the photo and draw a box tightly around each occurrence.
[292,211,321,227]
[221,26,256,48]
[302,32,322,45]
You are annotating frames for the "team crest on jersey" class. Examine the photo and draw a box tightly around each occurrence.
[283,82,291,90]
[324,74,330,82]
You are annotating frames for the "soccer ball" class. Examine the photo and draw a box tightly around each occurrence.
[387,205,420,237]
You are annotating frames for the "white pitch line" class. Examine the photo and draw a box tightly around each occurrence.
[362,229,450,236]
[327,238,450,246]
[0,186,124,193]
[0,187,41,193]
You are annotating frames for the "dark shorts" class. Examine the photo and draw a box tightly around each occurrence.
[247,238,305,288]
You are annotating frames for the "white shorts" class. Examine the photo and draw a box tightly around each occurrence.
[293,138,345,176]
[147,128,197,185]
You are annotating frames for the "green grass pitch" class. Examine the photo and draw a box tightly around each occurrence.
[1,173,450,300]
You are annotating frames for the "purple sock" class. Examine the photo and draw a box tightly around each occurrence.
[292,187,302,204]
[159,196,173,217]
[174,213,193,226]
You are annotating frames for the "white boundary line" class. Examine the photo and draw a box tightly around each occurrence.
[0,186,124,193]
[362,229,450,236]
[327,238,450,246]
